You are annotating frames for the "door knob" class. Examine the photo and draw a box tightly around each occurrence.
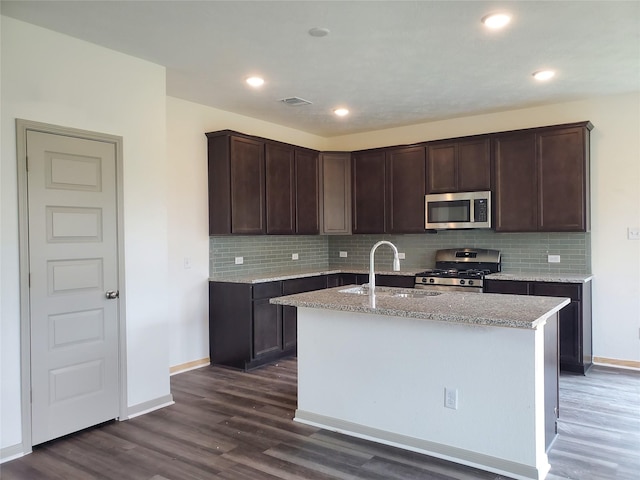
[106,290,119,299]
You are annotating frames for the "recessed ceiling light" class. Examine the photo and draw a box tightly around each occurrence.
[532,70,556,81]
[334,108,349,117]
[481,13,511,29]
[245,76,265,87]
[308,27,330,37]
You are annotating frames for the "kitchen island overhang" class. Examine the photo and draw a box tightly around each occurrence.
[271,286,570,480]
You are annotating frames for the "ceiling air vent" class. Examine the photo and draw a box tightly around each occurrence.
[279,97,312,107]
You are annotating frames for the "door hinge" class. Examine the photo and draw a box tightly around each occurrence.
[28,273,31,288]
[26,155,29,172]
[30,389,33,403]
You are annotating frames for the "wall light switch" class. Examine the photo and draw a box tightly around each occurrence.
[628,227,640,240]
[235,256,243,265]
[292,253,299,260]
[398,253,406,259]
[339,251,348,258]
[183,257,192,269]
[547,255,561,263]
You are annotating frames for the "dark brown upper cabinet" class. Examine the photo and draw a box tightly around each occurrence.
[294,149,320,234]
[427,137,491,193]
[493,131,538,232]
[265,142,320,235]
[493,122,592,232]
[265,142,295,234]
[385,145,427,233]
[207,131,266,235]
[537,125,591,232]
[352,145,427,234]
[207,130,319,235]
[352,149,386,233]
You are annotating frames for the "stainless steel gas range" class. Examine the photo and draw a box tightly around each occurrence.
[414,248,501,293]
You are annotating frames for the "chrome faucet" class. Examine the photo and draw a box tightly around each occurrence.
[368,241,401,295]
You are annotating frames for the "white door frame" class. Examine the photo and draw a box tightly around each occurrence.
[16,119,128,453]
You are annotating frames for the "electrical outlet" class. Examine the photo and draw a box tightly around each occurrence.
[292,253,299,260]
[628,227,640,240]
[398,252,406,259]
[183,257,192,269]
[445,387,458,409]
[339,251,348,258]
[235,256,243,265]
[548,254,561,263]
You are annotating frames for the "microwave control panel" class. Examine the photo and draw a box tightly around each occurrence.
[474,199,489,222]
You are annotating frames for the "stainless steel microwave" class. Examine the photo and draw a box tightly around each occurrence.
[425,191,491,229]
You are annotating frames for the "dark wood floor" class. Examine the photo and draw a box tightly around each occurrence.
[2,359,638,480]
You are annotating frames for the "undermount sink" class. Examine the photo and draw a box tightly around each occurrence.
[339,286,441,298]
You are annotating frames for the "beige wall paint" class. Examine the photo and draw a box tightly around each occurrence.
[170,93,639,367]
[326,93,640,365]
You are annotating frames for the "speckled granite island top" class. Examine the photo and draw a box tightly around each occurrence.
[271,285,570,329]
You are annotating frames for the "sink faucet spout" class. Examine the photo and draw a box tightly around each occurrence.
[369,241,401,295]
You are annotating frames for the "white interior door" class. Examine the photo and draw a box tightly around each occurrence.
[27,130,120,445]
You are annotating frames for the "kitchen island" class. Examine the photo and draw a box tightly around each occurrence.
[271,286,569,480]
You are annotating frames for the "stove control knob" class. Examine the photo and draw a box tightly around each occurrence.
[460,279,465,285]
[468,280,474,286]
[429,278,435,284]
[421,278,427,283]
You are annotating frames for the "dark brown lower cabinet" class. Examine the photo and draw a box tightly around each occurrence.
[210,276,327,370]
[484,279,592,374]
[210,273,417,370]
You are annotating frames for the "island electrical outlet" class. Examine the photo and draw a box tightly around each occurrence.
[445,387,458,409]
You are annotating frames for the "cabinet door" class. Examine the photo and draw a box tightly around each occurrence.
[457,138,490,192]
[265,143,295,234]
[295,149,319,234]
[386,146,427,233]
[207,135,232,234]
[426,143,456,193]
[319,153,352,234]
[493,132,538,232]
[537,127,589,231]
[253,298,282,357]
[352,150,386,233]
[230,136,266,234]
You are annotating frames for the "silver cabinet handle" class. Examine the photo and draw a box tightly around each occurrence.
[106,290,119,299]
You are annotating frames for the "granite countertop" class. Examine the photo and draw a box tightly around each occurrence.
[271,285,569,329]
[486,273,593,283]
[209,267,424,284]
[210,268,592,285]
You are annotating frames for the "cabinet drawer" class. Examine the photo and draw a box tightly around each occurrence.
[253,281,282,300]
[484,280,531,295]
[376,275,415,288]
[282,276,327,295]
[532,282,581,301]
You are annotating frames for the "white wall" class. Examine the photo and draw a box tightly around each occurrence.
[327,93,640,365]
[165,97,327,367]
[1,16,171,454]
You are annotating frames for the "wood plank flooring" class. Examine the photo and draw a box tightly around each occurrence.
[2,359,638,480]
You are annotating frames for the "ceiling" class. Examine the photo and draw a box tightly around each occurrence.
[2,1,639,137]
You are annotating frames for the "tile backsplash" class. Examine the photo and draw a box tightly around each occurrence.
[210,235,329,277]
[210,230,590,277]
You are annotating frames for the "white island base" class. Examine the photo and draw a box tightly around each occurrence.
[294,307,559,480]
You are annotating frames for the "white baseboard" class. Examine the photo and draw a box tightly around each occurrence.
[295,409,547,480]
[0,443,26,464]
[126,393,174,419]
